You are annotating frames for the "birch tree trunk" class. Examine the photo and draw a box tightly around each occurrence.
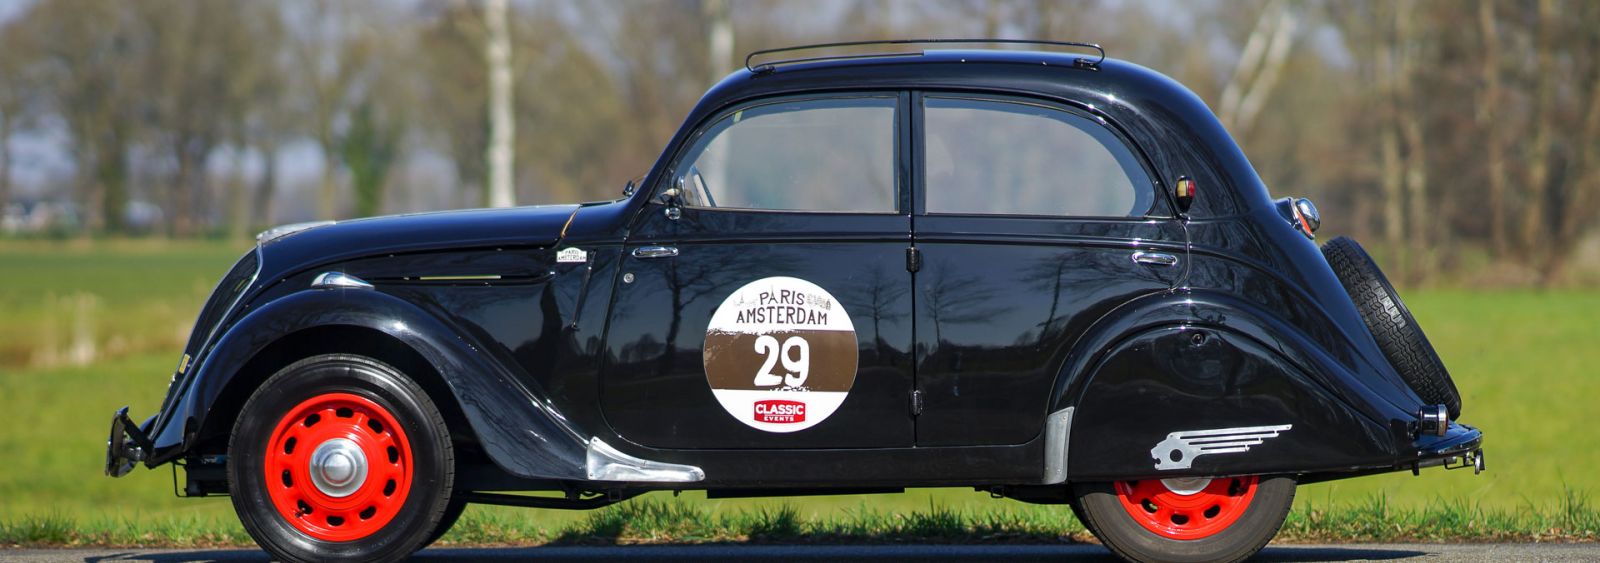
[1219,0,1295,135]
[704,0,733,85]
[254,145,279,229]
[484,0,515,208]
[1395,3,1430,283]
[1519,0,1557,258]
[1477,0,1509,258]
[1377,4,1405,255]
[0,117,11,211]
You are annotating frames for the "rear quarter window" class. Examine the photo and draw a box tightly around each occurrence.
[923,96,1153,218]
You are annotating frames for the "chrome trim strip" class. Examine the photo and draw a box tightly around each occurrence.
[196,245,263,361]
[311,271,375,289]
[154,246,263,434]
[256,220,336,244]
[1042,406,1073,485]
[415,274,503,281]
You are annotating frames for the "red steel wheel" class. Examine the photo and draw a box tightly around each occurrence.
[1113,475,1259,540]
[264,392,413,543]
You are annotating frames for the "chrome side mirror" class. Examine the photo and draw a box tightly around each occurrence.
[660,177,685,220]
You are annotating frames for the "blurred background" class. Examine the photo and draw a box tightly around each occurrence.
[0,0,1596,534]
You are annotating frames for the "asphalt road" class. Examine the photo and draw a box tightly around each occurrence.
[3,543,1598,562]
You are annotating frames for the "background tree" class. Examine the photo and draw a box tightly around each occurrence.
[418,1,491,209]
[0,0,1595,286]
[13,0,146,233]
[287,0,378,221]
[484,0,516,208]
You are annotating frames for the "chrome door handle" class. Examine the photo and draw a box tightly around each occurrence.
[631,246,679,259]
[1131,251,1179,267]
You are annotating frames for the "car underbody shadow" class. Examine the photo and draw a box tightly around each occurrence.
[68,543,1432,562]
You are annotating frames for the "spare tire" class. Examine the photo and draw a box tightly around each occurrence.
[1322,236,1461,419]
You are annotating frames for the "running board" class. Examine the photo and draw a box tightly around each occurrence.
[459,490,641,510]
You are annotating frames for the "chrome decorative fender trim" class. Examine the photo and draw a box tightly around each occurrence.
[311,271,374,290]
[1151,424,1292,470]
[585,439,706,483]
[256,220,335,244]
[1042,407,1074,484]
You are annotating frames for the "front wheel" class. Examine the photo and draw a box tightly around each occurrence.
[228,354,456,562]
[1073,475,1295,563]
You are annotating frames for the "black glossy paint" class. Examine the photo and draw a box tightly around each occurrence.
[604,205,917,449]
[135,49,1479,493]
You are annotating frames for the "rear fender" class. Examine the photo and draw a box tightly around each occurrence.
[149,287,588,481]
[1054,291,1414,480]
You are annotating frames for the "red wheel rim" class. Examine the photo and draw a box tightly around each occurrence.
[1114,475,1258,540]
[264,392,413,542]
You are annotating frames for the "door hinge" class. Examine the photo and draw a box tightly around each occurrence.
[910,389,924,416]
[905,246,921,273]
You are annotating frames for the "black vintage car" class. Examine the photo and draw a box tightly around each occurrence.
[107,40,1483,563]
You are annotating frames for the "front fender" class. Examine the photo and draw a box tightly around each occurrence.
[1054,291,1418,480]
[148,287,589,481]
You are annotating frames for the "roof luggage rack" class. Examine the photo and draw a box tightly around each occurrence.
[744,39,1106,73]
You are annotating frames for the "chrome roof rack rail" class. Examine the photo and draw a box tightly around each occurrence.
[744,38,1105,73]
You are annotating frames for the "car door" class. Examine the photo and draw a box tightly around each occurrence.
[910,93,1184,446]
[601,93,917,449]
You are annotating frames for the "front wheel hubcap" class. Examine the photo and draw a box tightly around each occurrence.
[264,392,412,542]
[1115,475,1258,540]
[308,438,368,497]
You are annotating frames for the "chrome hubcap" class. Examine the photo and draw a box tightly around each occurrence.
[308,438,367,497]
[1160,476,1213,496]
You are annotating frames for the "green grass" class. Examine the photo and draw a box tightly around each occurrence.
[0,239,250,367]
[1294,290,1600,508]
[5,495,1600,548]
[0,240,1597,546]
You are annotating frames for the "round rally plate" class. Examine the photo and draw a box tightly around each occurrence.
[703,276,858,433]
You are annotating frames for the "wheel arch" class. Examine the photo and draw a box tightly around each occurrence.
[152,288,590,482]
[1049,290,1412,480]
[191,324,470,460]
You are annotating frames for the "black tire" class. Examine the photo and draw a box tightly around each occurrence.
[1321,236,1462,418]
[1068,497,1098,536]
[422,496,469,549]
[228,354,456,563]
[1073,476,1296,563]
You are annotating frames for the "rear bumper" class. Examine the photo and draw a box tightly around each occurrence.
[105,407,155,478]
[1409,422,1484,473]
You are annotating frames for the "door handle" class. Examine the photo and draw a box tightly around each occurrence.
[1131,251,1179,267]
[631,246,679,259]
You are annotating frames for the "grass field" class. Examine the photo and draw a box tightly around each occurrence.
[1,239,1597,544]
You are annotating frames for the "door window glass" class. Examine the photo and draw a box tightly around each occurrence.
[673,97,897,213]
[923,97,1152,217]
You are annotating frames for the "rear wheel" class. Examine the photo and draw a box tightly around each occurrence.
[1074,475,1294,563]
[228,354,455,562]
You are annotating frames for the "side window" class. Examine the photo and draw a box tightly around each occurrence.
[923,96,1153,217]
[672,97,897,213]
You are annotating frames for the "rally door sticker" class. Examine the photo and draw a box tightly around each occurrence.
[703,276,858,433]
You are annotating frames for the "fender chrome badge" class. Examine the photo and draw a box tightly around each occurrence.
[1151,425,1291,470]
[556,247,588,264]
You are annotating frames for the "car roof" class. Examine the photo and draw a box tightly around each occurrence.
[701,49,1174,112]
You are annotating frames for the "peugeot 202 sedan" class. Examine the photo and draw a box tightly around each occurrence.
[107,40,1483,563]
